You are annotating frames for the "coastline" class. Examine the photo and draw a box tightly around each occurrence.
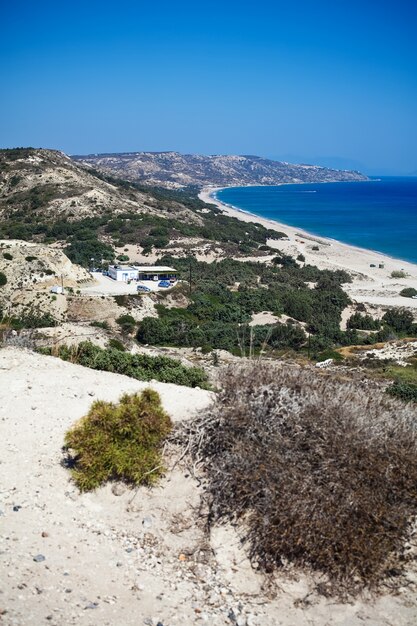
[199,185,417,310]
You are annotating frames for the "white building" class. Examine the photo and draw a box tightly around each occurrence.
[107,265,177,282]
[108,265,139,282]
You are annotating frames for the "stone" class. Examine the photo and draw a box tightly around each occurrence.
[84,602,99,609]
[13,505,21,512]
[142,516,153,529]
[111,483,126,497]
[33,554,45,562]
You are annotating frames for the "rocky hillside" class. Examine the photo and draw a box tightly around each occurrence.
[0,148,198,223]
[0,240,92,322]
[0,148,287,265]
[73,151,369,188]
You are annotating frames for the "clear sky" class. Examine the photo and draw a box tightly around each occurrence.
[1,0,416,174]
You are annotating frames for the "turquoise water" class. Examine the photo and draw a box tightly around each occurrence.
[216,177,417,264]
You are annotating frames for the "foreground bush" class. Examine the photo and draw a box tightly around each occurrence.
[180,363,417,593]
[64,390,172,491]
[39,341,209,388]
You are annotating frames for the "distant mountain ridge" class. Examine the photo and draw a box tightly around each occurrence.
[72,151,369,189]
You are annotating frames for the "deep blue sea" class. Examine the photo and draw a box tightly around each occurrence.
[216,177,417,264]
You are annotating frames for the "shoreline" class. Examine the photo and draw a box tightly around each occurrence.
[198,185,417,310]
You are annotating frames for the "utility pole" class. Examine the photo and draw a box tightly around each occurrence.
[189,259,192,295]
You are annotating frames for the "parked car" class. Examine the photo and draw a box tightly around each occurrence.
[158,280,171,288]
[137,284,151,293]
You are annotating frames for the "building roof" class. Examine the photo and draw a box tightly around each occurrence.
[109,265,138,271]
[134,266,177,272]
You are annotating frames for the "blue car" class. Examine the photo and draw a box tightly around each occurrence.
[158,280,171,288]
[137,284,151,293]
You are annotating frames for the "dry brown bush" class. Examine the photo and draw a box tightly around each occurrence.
[178,363,417,594]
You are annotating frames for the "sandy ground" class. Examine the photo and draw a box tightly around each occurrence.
[199,188,417,311]
[81,273,177,296]
[2,347,417,625]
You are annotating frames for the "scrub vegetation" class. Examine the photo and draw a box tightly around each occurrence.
[178,363,417,594]
[137,257,417,356]
[64,389,172,491]
[39,341,209,388]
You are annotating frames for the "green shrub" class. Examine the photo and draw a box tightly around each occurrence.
[347,313,381,330]
[315,349,344,362]
[386,381,417,403]
[390,270,407,279]
[400,287,417,298]
[116,314,136,334]
[25,255,38,262]
[90,320,110,330]
[3,252,13,260]
[0,272,7,287]
[64,389,172,491]
[9,311,56,329]
[107,338,126,351]
[40,341,209,388]
[382,309,414,334]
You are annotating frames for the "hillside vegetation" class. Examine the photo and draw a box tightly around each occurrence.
[0,148,284,264]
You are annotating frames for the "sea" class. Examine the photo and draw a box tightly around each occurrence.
[215,177,417,264]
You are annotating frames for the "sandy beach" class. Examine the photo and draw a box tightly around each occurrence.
[199,186,417,310]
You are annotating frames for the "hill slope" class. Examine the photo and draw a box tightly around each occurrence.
[73,151,369,188]
[0,148,198,223]
[0,148,285,264]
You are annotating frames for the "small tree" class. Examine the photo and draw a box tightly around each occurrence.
[382,309,414,334]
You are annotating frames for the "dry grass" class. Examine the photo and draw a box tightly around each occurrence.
[177,363,417,594]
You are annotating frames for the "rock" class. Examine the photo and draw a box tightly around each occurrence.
[84,602,99,609]
[143,619,153,626]
[33,554,46,562]
[111,483,126,496]
[41,531,49,538]
[142,516,153,529]
[13,505,21,512]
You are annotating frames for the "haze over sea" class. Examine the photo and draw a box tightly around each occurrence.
[216,178,417,264]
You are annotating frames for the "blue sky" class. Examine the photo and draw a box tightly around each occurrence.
[1,0,416,173]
